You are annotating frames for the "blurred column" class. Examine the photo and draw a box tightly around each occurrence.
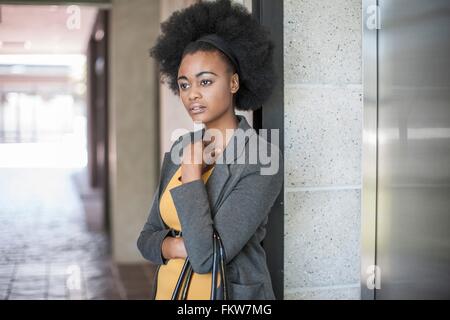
[0,93,5,142]
[109,0,161,263]
[15,93,20,142]
[87,9,110,231]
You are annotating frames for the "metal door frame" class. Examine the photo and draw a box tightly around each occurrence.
[361,0,379,300]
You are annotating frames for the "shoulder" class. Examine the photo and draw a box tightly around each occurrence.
[227,131,283,199]
[238,129,284,178]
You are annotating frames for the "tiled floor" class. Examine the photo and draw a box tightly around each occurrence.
[0,167,156,300]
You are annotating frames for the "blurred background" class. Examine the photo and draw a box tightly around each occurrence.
[0,0,449,300]
[0,2,133,300]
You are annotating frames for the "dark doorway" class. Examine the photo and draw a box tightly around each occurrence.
[252,0,284,300]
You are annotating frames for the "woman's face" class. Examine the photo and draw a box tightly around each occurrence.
[177,50,239,125]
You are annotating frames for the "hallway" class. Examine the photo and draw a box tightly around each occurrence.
[0,167,155,300]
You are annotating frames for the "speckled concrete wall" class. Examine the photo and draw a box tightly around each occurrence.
[284,0,362,299]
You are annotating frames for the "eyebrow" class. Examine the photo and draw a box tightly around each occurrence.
[177,71,218,81]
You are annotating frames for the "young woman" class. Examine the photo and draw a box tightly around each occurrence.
[137,0,283,300]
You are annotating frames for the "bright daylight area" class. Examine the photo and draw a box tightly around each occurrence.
[0,54,87,168]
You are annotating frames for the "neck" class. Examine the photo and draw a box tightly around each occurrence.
[204,107,239,154]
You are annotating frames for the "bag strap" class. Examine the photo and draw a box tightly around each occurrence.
[180,263,193,300]
[171,229,228,300]
[171,258,190,300]
[211,231,219,299]
[216,231,229,299]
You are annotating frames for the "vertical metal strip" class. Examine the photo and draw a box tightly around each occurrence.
[374,0,379,300]
[361,0,379,300]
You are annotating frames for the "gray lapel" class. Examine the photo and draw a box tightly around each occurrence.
[158,114,256,213]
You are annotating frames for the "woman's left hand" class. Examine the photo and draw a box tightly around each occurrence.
[161,236,187,260]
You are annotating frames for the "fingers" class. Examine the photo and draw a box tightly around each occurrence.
[203,137,223,165]
[202,135,215,147]
[182,135,223,166]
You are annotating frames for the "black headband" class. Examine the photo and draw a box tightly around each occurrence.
[195,33,241,76]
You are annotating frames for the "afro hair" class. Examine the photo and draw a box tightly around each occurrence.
[149,0,276,111]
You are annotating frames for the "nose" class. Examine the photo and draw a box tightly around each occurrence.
[188,84,202,101]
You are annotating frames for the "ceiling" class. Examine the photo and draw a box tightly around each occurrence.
[0,4,98,54]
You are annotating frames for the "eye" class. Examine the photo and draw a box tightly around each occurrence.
[200,79,212,86]
[179,82,189,90]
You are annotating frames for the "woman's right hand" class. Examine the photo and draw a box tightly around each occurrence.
[181,136,221,184]
[162,236,187,260]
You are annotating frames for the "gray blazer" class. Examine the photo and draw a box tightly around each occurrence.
[137,115,284,300]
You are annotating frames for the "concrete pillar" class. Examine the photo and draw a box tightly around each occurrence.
[108,0,160,263]
[284,0,363,299]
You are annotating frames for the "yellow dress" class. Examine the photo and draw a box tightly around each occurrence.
[155,164,220,300]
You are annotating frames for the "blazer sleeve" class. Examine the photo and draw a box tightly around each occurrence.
[169,156,283,274]
[137,182,173,265]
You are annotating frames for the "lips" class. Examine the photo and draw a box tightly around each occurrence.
[189,103,207,114]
